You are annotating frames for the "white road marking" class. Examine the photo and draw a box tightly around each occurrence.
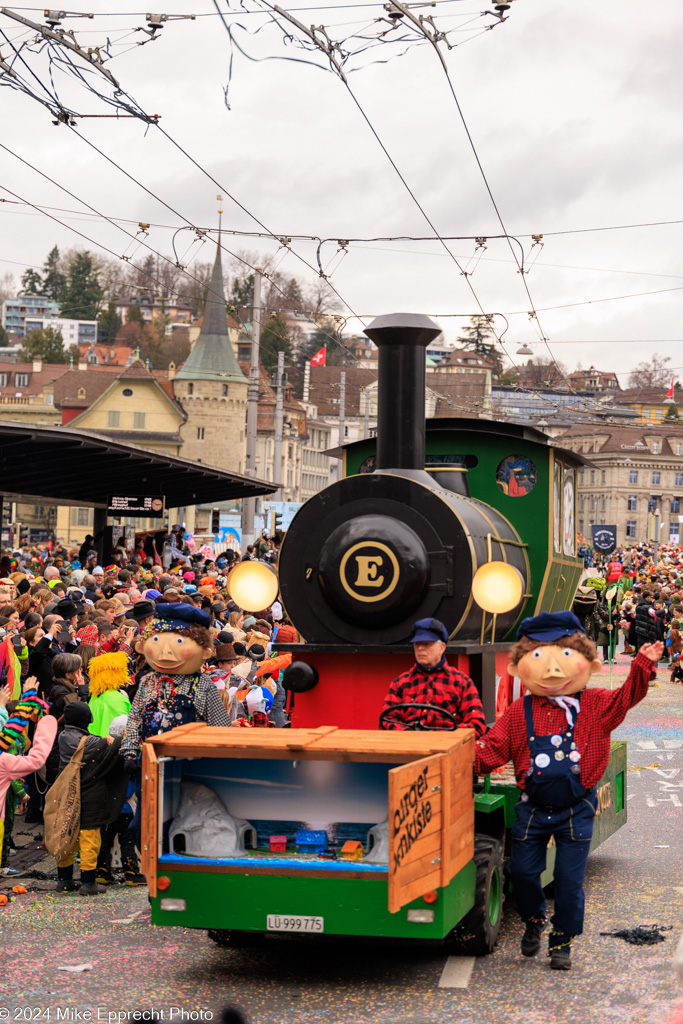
[438,956,475,988]
[663,740,683,749]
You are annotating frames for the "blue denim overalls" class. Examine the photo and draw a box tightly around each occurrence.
[508,694,598,941]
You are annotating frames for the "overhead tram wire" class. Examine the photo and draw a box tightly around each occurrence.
[6,9,676,384]
[241,2,526,378]
[0,180,265,342]
[64,124,366,353]
[1,3,476,16]
[7,2,364,327]
[0,141,270,334]
[37,34,368,334]
[391,2,571,389]
[149,119,365,326]
[2,193,682,284]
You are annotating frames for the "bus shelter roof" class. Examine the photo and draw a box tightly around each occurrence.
[0,422,275,508]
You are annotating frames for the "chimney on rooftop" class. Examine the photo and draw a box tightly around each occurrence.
[78,359,87,371]
[32,357,42,373]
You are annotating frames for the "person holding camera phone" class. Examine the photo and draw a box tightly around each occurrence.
[28,612,79,699]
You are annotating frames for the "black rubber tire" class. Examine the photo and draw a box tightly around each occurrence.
[208,929,265,948]
[446,836,504,956]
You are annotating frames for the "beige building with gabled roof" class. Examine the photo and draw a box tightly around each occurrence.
[66,360,185,454]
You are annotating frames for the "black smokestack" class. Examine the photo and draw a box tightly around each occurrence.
[363,312,442,471]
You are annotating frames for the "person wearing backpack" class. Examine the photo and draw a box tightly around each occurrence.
[54,701,127,895]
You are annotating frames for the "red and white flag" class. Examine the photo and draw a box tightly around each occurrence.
[310,346,326,366]
[665,377,674,400]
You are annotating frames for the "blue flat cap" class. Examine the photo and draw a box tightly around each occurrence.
[410,618,449,644]
[516,610,585,643]
[153,602,210,630]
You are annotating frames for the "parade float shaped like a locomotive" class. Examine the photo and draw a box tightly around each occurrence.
[143,313,627,953]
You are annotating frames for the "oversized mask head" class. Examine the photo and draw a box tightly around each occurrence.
[508,611,601,698]
[140,603,213,675]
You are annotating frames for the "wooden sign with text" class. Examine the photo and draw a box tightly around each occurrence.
[388,734,475,914]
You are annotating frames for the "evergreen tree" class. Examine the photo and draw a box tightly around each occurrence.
[126,303,145,325]
[19,268,42,295]
[457,315,503,375]
[259,313,292,374]
[665,403,679,420]
[97,301,122,343]
[0,325,9,347]
[19,326,66,363]
[41,246,66,301]
[230,270,254,311]
[58,251,104,320]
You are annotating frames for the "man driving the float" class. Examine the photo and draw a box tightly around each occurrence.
[381,618,486,735]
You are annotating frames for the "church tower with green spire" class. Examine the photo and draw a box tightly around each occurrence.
[173,238,248,470]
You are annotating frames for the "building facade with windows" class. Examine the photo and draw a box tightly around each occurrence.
[613,386,683,425]
[22,316,98,347]
[2,296,60,337]
[559,424,683,545]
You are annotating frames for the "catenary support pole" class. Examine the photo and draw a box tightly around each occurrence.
[274,349,285,501]
[241,267,263,551]
[337,371,346,472]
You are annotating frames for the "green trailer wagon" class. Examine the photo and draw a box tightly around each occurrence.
[142,725,627,954]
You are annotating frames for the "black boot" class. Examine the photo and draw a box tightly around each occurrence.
[122,851,147,887]
[55,865,80,893]
[79,868,105,896]
[521,917,547,957]
[549,931,572,970]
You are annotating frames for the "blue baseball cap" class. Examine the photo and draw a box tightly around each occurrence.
[410,618,449,644]
[516,611,585,643]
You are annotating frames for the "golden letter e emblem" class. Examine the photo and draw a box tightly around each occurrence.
[354,555,384,588]
[339,541,400,603]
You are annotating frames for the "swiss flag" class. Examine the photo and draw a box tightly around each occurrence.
[665,377,674,400]
[310,346,326,366]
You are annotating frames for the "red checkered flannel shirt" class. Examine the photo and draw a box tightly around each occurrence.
[474,649,656,788]
[381,661,487,736]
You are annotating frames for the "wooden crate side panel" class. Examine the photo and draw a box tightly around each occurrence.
[441,737,475,887]
[390,867,443,912]
[388,753,443,913]
[141,741,158,896]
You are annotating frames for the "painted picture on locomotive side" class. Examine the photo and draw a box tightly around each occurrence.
[495,454,537,497]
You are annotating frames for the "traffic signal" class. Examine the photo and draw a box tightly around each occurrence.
[211,508,220,534]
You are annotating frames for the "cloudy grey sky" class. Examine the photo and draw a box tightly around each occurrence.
[1,0,681,384]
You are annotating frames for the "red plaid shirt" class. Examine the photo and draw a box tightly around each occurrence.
[382,660,487,736]
[474,650,656,788]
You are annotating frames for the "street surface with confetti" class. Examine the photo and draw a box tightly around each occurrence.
[0,652,681,1024]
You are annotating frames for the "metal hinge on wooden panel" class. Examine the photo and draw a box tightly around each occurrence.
[431,784,441,792]
[431,857,441,865]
